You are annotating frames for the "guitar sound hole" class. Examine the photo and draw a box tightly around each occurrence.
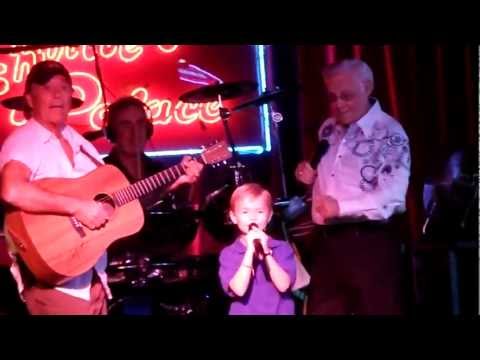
[94,193,116,216]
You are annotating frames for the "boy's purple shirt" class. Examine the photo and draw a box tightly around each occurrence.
[219,237,297,315]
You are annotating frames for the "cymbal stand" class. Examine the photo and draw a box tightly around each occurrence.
[217,94,246,187]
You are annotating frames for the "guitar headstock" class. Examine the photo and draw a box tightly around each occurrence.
[200,141,232,166]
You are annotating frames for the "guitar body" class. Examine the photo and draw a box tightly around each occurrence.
[4,165,144,285]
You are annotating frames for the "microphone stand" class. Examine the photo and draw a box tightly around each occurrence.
[269,103,309,305]
[269,106,292,242]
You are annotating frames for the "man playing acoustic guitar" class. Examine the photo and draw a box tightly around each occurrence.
[0,61,204,315]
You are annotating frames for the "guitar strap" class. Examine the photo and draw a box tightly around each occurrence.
[80,145,104,168]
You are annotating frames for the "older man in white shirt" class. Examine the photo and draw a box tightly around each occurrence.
[295,59,411,315]
[0,60,112,314]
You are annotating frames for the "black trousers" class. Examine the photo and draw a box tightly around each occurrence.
[307,220,405,315]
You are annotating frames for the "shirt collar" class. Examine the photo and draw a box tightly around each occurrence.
[29,118,58,144]
[350,98,383,138]
[29,118,80,152]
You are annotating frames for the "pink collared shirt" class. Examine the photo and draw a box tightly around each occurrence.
[312,100,411,225]
[0,119,111,301]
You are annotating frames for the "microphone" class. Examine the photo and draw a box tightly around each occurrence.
[248,223,265,258]
[309,139,330,169]
[205,184,229,204]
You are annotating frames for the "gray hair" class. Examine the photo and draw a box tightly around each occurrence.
[322,59,374,88]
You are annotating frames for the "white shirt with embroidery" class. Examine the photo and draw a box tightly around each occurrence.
[312,100,411,225]
[0,119,111,301]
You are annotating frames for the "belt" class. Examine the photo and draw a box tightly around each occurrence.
[318,219,392,236]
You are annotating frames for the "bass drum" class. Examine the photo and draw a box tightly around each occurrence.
[107,206,199,261]
[107,255,229,316]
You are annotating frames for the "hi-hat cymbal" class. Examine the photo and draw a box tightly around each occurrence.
[1,96,84,111]
[179,81,258,104]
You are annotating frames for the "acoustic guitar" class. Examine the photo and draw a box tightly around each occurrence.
[4,141,231,285]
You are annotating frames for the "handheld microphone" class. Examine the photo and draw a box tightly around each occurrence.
[248,223,265,258]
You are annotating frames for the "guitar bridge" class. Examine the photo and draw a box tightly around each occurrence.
[70,217,86,238]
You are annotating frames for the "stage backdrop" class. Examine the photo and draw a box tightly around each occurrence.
[0,45,271,156]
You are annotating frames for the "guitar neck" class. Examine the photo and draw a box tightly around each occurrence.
[111,155,205,207]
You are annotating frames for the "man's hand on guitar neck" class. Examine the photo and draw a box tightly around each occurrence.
[71,199,112,230]
[168,156,204,191]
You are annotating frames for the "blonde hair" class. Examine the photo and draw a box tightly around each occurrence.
[229,183,272,211]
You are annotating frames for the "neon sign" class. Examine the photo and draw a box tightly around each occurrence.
[86,87,220,130]
[4,45,177,78]
[0,45,270,156]
[0,45,221,128]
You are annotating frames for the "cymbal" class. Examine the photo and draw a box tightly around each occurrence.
[232,88,288,111]
[1,95,84,111]
[179,81,258,104]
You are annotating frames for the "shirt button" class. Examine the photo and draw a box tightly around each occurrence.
[331,173,335,177]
